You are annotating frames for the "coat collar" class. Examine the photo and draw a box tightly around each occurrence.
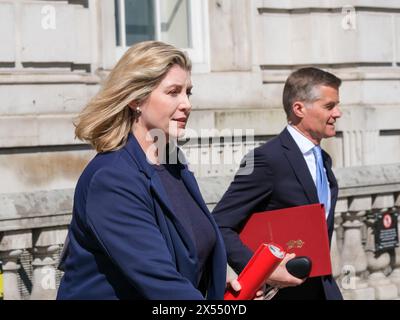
[280,128,338,222]
[123,133,179,215]
[123,132,157,179]
[123,133,211,221]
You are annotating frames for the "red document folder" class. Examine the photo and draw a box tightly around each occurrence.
[224,243,284,300]
[239,204,332,277]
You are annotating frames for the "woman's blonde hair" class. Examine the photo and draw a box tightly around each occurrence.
[75,41,192,152]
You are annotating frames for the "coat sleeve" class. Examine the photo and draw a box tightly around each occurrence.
[212,148,274,274]
[85,166,204,300]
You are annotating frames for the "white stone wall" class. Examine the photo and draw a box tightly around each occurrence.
[1,0,400,192]
[0,0,113,193]
[190,0,400,171]
[254,0,400,168]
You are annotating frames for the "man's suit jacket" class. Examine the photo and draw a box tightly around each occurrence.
[57,133,227,300]
[213,128,342,300]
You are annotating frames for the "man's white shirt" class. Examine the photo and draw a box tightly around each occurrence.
[286,125,331,218]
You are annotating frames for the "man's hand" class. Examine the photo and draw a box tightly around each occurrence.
[265,253,306,288]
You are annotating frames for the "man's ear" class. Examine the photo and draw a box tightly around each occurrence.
[292,101,306,119]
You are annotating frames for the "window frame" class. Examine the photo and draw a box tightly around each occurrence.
[115,0,210,73]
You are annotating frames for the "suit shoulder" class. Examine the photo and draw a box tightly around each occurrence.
[238,136,282,173]
[77,148,146,192]
[81,149,123,176]
[252,135,283,158]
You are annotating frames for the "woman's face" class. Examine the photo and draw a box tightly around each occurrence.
[136,64,192,141]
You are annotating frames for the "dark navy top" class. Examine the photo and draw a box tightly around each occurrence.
[154,162,216,290]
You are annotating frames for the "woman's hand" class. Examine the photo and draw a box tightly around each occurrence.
[227,278,265,300]
[253,285,267,300]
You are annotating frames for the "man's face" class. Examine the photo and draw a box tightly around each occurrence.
[296,85,342,144]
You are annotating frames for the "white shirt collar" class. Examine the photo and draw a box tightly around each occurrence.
[286,125,316,155]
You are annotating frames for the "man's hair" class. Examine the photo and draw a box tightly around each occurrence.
[282,67,341,120]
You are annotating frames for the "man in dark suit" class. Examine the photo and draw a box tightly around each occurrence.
[213,67,343,300]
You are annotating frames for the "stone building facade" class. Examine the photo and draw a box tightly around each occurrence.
[0,0,400,299]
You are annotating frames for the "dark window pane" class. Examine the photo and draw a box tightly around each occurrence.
[115,0,120,46]
[125,0,155,45]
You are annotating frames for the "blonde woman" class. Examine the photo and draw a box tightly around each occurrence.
[57,41,231,299]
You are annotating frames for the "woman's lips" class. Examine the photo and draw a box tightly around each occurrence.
[172,119,187,127]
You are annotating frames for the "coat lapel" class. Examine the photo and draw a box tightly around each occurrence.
[124,133,187,225]
[323,151,338,228]
[180,162,228,297]
[280,128,320,204]
[149,174,178,218]
[323,152,338,197]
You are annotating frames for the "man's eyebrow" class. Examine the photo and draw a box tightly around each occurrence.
[325,100,340,105]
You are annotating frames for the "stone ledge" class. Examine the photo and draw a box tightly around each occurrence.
[0,214,71,233]
[257,0,400,10]
[198,164,400,206]
[262,68,400,83]
[1,163,400,232]
[334,163,400,188]
[0,72,100,84]
[0,189,73,232]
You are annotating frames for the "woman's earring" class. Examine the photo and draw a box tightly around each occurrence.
[135,106,141,116]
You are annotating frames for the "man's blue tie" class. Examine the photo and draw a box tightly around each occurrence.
[312,145,330,216]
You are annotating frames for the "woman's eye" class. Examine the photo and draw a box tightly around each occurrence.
[187,91,192,97]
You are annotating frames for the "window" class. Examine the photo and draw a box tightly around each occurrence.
[115,0,209,72]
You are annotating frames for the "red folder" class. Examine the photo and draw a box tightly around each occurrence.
[224,243,284,300]
[239,204,332,277]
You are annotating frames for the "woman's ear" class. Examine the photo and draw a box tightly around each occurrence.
[129,101,142,118]
[128,101,138,110]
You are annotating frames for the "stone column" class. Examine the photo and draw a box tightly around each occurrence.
[366,194,398,300]
[340,196,375,300]
[30,227,67,300]
[0,230,32,300]
[331,199,346,283]
[0,249,23,300]
[331,222,342,279]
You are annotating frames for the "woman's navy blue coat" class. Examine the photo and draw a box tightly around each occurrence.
[57,134,227,299]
